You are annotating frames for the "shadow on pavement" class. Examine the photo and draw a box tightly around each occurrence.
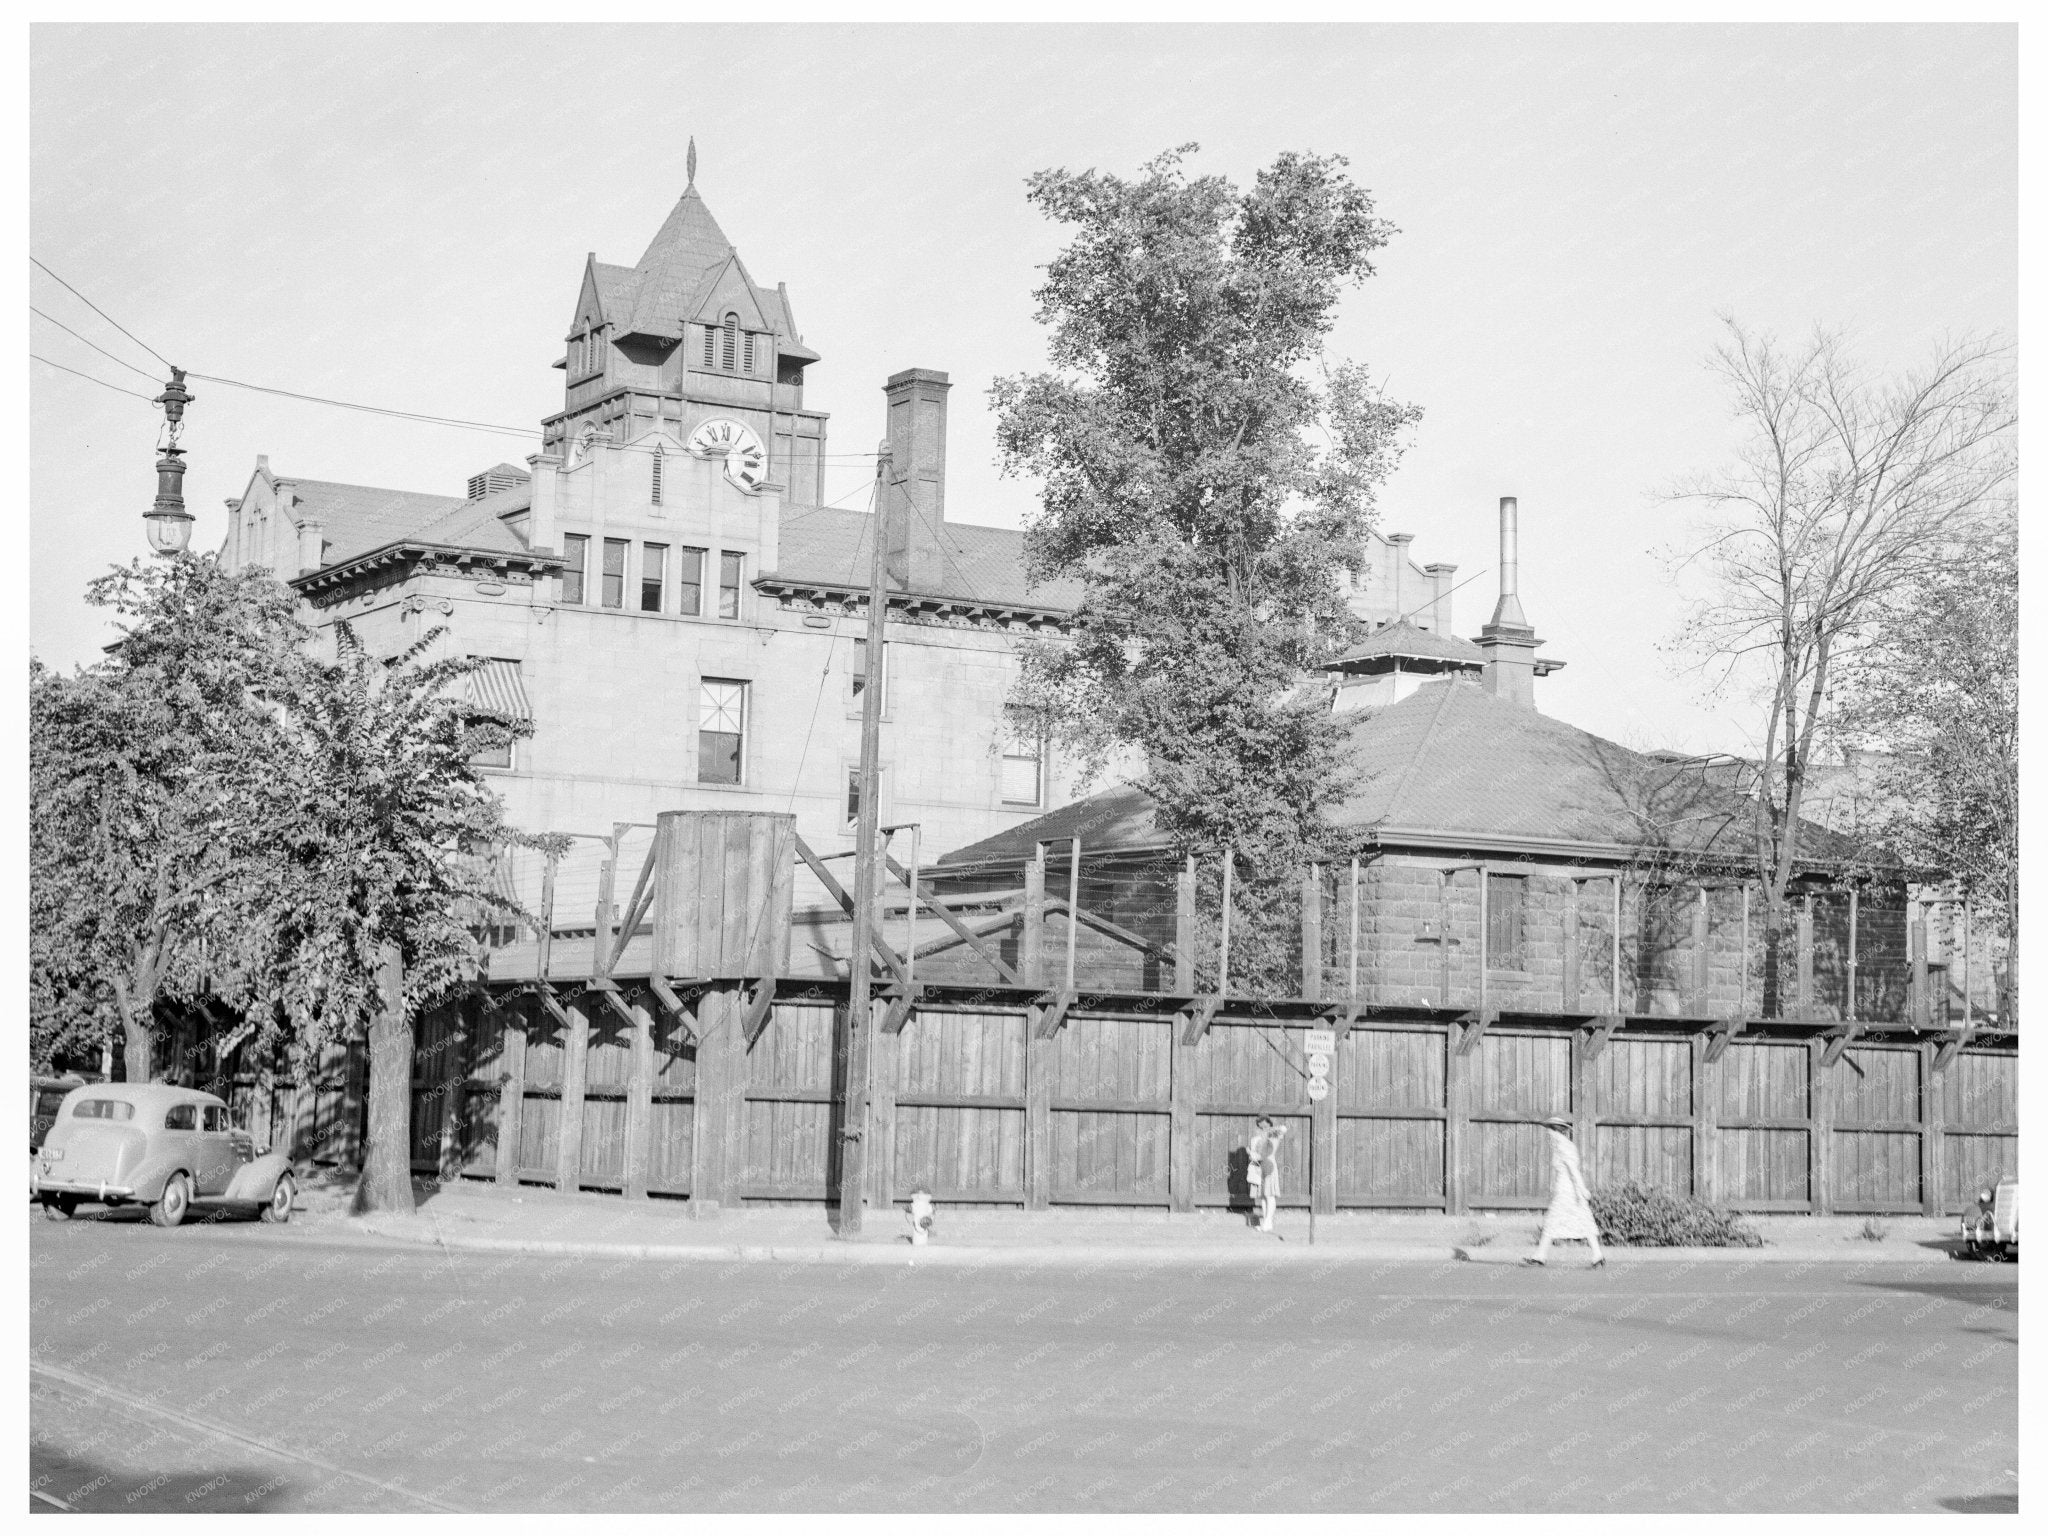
[1937,1493,2018,1513]
[31,1445,297,1513]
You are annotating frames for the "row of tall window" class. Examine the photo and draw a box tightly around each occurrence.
[559,534,743,619]
[571,328,604,379]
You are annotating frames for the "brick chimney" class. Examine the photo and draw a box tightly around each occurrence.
[882,368,950,592]
[1476,496,1546,708]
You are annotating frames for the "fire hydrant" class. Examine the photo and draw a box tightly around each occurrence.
[906,1187,935,1246]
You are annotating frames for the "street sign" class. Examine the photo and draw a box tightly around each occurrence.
[1303,1029,1337,1057]
[1306,1052,1332,1078]
[1306,1078,1329,1103]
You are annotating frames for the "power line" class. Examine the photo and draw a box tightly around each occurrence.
[31,353,158,403]
[30,306,165,386]
[185,372,543,440]
[29,256,174,371]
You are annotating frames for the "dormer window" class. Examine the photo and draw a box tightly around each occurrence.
[700,314,758,376]
[721,314,737,372]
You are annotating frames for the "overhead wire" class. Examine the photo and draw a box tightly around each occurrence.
[185,372,543,440]
[31,306,165,385]
[29,256,175,371]
[31,354,159,403]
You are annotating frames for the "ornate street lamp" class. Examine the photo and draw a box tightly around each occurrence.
[143,368,194,555]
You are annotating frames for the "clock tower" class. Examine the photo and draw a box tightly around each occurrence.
[541,144,830,502]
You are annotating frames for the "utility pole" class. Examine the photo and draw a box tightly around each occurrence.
[838,441,891,1236]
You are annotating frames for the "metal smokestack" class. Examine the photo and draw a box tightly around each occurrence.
[1488,495,1528,631]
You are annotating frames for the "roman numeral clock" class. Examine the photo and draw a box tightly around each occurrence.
[687,417,768,492]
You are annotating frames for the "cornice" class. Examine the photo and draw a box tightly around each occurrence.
[754,575,1074,635]
[291,541,562,609]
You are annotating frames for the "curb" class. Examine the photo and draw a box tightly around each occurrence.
[347,1220,1976,1268]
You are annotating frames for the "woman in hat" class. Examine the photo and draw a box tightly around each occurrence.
[1524,1115,1604,1267]
[1246,1116,1289,1234]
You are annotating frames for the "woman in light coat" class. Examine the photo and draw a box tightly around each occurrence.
[1524,1116,1604,1267]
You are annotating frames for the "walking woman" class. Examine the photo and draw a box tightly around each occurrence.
[1246,1117,1289,1234]
[1524,1115,1604,1267]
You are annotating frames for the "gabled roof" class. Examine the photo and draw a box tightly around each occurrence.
[1327,617,1486,671]
[274,479,469,566]
[943,678,1866,869]
[771,505,1086,611]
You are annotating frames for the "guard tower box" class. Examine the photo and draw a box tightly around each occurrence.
[650,810,796,978]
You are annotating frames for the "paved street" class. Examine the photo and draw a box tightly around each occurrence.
[30,1210,2018,1514]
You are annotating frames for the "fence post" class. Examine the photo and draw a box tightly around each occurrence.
[555,997,591,1191]
[622,995,654,1200]
[1302,866,1323,1002]
[869,1012,897,1215]
[1919,1038,1942,1216]
[1910,913,1931,1028]
[690,988,738,1215]
[494,1000,527,1187]
[1797,895,1815,1019]
[1691,1030,1714,1202]
[1562,878,1581,1012]
[1443,1021,1467,1216]
[1171,856,1197,1214]
[1808,1036,1832,1215]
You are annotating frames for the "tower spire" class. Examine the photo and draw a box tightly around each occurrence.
[686,137,697,188]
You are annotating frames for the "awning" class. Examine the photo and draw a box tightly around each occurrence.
[466,657,532,721]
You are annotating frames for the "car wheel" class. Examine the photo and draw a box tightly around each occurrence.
[149,1172,191,1229]
[259,1174,296,1224]
[40,1194,78,1222]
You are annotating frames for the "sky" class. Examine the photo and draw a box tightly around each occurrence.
[27,23,2016,756]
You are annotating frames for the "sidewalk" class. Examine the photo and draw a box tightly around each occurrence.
[304,1175,1978,1268]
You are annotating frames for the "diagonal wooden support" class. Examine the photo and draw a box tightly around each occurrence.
[1180,996,1223,1046]
[1820,1020,1864,1069]
[1702,1016,1744,1064]
[1453,1007,1497,1057]
[1047,896,1186,971]
[535,984,574,1032]
[741,976,779,1049]
[646,976,699,1046]
[1581,1014,1621,1061]
[605,836,661,975]
[1032,989,1076,1040]
[1329,1001,1368,1040]
[883,853,1021,985]
[597,986,640,1034]
[879,983,923,1036]
[792,830,911,986]
[1931,1026,1970,1073]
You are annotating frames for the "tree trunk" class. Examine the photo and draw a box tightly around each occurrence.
[109,973,152,1083]
[353,945,416,1217]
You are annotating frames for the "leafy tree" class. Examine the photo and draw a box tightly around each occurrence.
[991,145,1420,989]
[28,557,308,1080]
[235,622,529,1214]
[1666,319,2014,1012]
[1833,511,2017,981]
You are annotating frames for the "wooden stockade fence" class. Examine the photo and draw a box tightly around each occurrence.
[168,810,2015,1217]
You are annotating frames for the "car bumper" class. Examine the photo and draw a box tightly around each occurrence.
[32,1175,137,1200]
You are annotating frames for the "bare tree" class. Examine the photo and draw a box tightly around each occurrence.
[1667,318,2014,1012]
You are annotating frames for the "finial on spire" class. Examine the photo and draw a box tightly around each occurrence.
[686,137,697,188]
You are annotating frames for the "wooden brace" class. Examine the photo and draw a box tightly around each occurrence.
[741,976,779,1048]
[1453,1007,1497,1056]
[1180,996,1224,1046]
[879,983,922,1037]
[1820,1021,1863,1069]
[646,976,699,1045]
[1032,989,1075,1040]
[1581,1014,1621,1061]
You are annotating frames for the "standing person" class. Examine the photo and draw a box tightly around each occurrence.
[1524,1115,1604,1267]
[1246,1117,1289,1234]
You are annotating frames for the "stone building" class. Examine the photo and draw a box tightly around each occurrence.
[218,168,1458,896]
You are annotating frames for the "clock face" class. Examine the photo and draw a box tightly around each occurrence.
[685,417,768,493]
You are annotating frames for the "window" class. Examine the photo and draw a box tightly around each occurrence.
[561,534,588,604]
[851,638,885,713]
[1001,708,1047,807]
[72,1098,135,1122]
[164,1103,198,1131]
[721,315,737,373]
[678,547,706,616]
[844,765,890,830]
[651,447,663,506]
[203,1105,231,1133]
[743,332,756,374]
[702,324,716,370]
[718,551,744,619]
[602,538,628,609]
[641,544,666,613]
[584,328,602,376]
[699,679,746,785]
[465,658,530,771]
[1486,873,1527,970]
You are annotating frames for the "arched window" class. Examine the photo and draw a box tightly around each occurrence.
[721,314,737,373]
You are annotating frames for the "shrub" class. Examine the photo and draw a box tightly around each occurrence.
[1590,1181,1764,1248]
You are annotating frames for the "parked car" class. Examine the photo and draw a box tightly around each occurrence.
[31,1075,86,1153]
[1958,1175,2018,1260]
[32,1083,296,1227]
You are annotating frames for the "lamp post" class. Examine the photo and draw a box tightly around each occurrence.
[142,368,194,555]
